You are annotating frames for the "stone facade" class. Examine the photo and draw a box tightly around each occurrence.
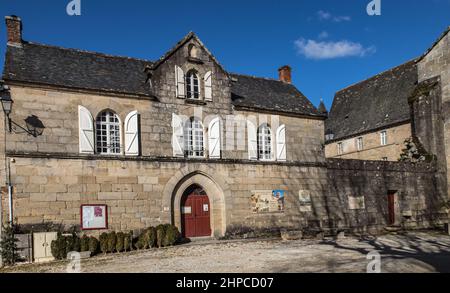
[0,16,447,239]
[325,123,411,161]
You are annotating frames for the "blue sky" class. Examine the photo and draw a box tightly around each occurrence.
[0,0,449,109]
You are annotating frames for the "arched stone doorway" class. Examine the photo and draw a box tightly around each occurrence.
[181,185,211,238]
[163,171,227,238]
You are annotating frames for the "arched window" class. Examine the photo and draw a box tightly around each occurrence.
[186,70,200,100]
[258,124,272,160]
[96,110,121,155]
[185,117,204,158]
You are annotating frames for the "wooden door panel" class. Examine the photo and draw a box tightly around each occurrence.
[181,192,211,238]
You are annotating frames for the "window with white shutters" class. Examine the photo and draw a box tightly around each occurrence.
[186,70,200,100]
[258,124,272,161]
[124,111,140,156]
[185,117,205,158]
[276,125,286,161]
[208,117,221,159]
[96,110,121,155]
[172,114,185,157]
[204,71,212,101]
[78,106,95,154]
[175,65,185,98]
[247,120,258,160]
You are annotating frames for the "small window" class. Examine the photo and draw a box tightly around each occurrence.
[96,110,121,155]
[337,142,344,155]
[185,117,204,158]
[356,137,364,151]
[380,131,387,146]
[382,157,388,161]
[186,70,200,100]
[258,124,272,160]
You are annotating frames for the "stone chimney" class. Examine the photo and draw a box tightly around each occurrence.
[278,65,292,84]
[5,15,22,45]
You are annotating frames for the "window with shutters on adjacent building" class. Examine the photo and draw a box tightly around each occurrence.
[380,131,388,146]
[356,137,364,151]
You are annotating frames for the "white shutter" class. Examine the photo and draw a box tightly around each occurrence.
[247,120,258,160]
[78,106,95,154]
[175,65,185,98]
[204,71,212,101]
[208,117,221,159]
[172,114,185,157]
[276,125,286,161]
[124,111,139,156]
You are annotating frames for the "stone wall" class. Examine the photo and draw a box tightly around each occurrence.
[6,155,329,236]
[326,159,447,233]
[417,30,450,201]
[325,123,411,162]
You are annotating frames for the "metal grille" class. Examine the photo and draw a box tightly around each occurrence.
[185,118,204,157]
[96,111,121,155]
[258,124,272,160]
[186,71,200,99]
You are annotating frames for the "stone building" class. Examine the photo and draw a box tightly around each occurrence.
[325,60,416,161]
[0,16,447,238]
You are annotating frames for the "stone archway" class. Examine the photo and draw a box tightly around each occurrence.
[162,169,229,238]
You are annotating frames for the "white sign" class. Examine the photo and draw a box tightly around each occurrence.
[203,204,209,212]
[182,206,192,214]
[81,205,107,230]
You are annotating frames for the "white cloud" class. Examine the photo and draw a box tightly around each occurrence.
[317,10,351,22]
[295,38,376,60]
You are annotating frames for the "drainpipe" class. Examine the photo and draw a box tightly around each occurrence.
[8,185,12,223]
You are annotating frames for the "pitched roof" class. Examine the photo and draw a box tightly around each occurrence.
[3,42,153,96]
[2,33,321,117]
[326,59,418,142]
[231,74,323,117]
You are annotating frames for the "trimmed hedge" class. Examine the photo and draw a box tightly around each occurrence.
[50,224,180,261]
[124,232,133,252]
[99,233,108,254]
[116,232,125,253]
[88,236,99,256]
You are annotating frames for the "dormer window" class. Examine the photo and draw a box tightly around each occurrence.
[186,70,200,99]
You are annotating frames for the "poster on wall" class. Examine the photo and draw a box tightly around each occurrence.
[81,205,108,230]
[299,190,313,212]
[251,190,286,213]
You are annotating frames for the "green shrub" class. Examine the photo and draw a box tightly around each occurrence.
[80,235,90,252]
[116,232,125,253]
[88,237,99,256]
[99,233,108,254]
[136,230,148,250]
[107,231,116,253]
[147,227,157,248]
[0,223,19,266]
[51,234,67,260]
[124,232,133,252]
[163,225,181,247]
[156,225,166,248]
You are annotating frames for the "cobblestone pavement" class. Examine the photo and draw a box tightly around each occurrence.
[2,232,450,273]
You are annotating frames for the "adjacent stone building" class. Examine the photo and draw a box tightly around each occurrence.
[0,16,447,239]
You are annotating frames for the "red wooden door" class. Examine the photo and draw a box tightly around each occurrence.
[388,192,396,225]
[181,191,211,238]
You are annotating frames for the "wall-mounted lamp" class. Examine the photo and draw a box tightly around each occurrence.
[1,88,45,137]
